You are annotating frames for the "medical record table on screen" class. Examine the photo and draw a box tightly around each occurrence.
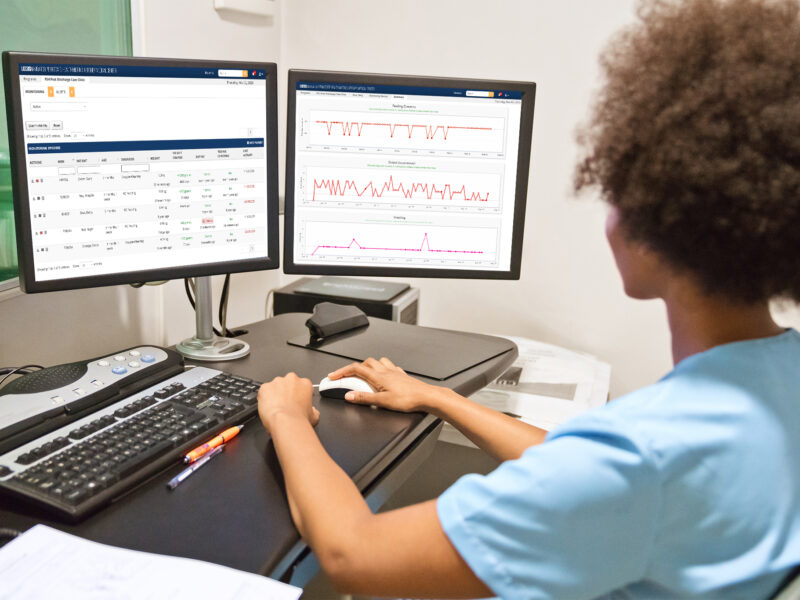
[14,63,270,283]
[287,77,532,276]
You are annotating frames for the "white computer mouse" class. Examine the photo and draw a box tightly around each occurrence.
[318,376,375,400]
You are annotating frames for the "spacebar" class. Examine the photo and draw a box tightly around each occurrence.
[117,441,174,479]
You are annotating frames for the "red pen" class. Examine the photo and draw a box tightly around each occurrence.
[183,425,243,463]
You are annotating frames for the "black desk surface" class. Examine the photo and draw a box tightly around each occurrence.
[0,314,516,578]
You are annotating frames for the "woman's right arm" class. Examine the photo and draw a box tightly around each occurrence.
[327,358,547,462]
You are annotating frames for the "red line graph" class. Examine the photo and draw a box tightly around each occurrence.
[310,232,484,256]
[315,120,492,140]
[312,175,490,202]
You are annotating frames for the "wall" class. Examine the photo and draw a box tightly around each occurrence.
[280,0,800,396]
[0,0,284,368]
[280,0,660,395]
[3,0,798,389]
[132,0,286,347]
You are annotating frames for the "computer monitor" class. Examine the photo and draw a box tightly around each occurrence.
[283,70,535,280]
[3,52,280,360]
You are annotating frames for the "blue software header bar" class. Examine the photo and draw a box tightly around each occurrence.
[296,81,523,100]
[27,138,265,154]
[19,63,267,79]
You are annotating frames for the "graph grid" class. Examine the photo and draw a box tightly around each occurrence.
[305,167,502,210]
[309,110,506,153]
[302,222,499,266]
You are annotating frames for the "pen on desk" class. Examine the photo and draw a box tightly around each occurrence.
[183,424,243,463]
[168,445,225,490]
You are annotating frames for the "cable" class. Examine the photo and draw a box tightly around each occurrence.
[218,274,247,338]
[0,364,44,389]
[184,276,246,338]
[219,274,230,336]
[264,286,280,319]
[0,365,43,376]
[0,527,21,548]
[129,281,167,289]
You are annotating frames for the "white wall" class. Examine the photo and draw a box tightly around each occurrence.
[3,1,797,392]
[133,0,286,347]
[0,284,160,368]
[279,0,800,396]
[280,0,663,395]
[0,0,284,367]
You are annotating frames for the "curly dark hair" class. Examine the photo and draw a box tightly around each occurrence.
[575,0,800,303]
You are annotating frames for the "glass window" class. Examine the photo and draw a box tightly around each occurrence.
[0,0,132,284]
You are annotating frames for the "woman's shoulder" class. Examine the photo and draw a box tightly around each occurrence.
[549,328,800,467]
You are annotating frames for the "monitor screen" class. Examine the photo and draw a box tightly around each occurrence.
[284,70,535,279]
[3,53,279,293]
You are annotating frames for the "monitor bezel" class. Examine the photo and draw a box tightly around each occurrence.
[283,69,535,280]
[2,51,281,293]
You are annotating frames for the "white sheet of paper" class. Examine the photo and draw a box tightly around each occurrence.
[0,524,302,600]
[441,335,611,446]
[477,335,611,431]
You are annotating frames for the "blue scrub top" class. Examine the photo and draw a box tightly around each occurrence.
[438,329,800,599]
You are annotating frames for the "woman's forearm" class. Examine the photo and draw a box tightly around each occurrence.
[269,411,371,556]
[424,387,547,461]
[268,408,493,598]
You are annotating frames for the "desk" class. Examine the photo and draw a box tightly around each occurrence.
[0,313,516,585]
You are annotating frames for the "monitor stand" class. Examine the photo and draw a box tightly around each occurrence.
[176,276,250,361]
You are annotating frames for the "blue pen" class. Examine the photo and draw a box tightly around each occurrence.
[167,444,225,490]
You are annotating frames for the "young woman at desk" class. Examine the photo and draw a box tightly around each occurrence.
[257,0,800,597]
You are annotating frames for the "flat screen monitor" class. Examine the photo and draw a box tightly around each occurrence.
[2,52,280,294]
[284,69,535,279]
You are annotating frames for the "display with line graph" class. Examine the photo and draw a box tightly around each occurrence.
[300,222,499,267]
[285,70,536,278]
[309,110,506,153]
[304,167,502,211]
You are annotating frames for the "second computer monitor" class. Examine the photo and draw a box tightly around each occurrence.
[284,70,535,280]
[3,52,280,293]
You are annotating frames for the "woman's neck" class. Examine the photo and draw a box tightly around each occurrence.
[664,285,783,365]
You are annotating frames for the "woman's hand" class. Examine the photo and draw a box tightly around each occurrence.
[258,372,320,434]
[327,357,449,413]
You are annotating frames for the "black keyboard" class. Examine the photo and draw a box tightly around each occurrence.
[0,367,261,522]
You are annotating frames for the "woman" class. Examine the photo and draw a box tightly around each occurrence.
[257,0,800,597]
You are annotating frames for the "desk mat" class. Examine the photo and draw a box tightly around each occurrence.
[288,318,514,380]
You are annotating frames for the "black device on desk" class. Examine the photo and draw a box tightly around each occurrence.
[274,276,420,323]
[0,346,264,521]
[1,51,281,520]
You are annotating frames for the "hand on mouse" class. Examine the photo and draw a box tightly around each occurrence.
[327,357,448,413]
[257,373,320,434]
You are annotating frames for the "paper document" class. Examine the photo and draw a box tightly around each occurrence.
[441,335,611,446]
[0,524,302,600]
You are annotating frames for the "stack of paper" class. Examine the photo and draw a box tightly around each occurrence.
[0,525,302,600]
[440,335,611,447]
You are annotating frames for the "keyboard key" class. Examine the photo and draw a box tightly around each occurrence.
[117,442,172,478]
[65,488,89,505]
[16,452,34,465]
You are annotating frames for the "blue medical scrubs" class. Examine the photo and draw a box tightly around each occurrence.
[438,329,800,599]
